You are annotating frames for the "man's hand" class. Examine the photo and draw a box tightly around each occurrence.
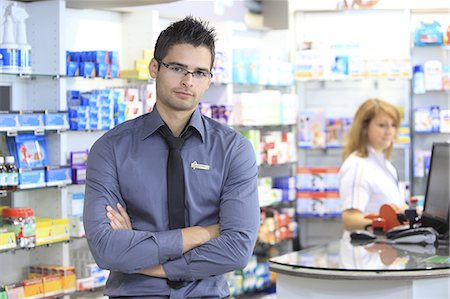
[106,203,132,230]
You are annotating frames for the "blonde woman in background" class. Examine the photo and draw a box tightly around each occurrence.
[339,98,408,231]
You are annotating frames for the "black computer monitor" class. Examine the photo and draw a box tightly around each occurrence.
[420,142,450,235]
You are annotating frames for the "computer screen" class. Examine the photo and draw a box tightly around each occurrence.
[421,142,450,234]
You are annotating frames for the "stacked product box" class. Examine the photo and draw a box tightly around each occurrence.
[68,90,115,131]
[225,256,273,297]
[415,105,449,133]
[70,150,89,185]
[6,133,48,189]
[298,109,326,149]
[0,110,68,132]
[272,176,296,203]
[259,207,296,244]
[44,110,70,130]
[46,165,72,187]
[35,218,70,245]
[76,264,109,292]
[296,167,341,217]
[0,264,76,298]
[257,177,282,207]
[66,50,119,78]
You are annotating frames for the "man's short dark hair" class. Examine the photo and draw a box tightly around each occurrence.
[154,16,216,68]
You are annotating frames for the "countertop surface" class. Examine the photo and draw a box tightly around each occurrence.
[269,235,450,279]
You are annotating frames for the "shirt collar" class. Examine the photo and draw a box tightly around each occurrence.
[368,145,386,164]
[141,105,205,142]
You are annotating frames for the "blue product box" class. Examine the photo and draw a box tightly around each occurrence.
[89,117,99,130]
[108,51,119,64]
[89,106,100,118]
[0,111,20,130]
[100,89,113,99]
[7,134,49,169]
[66,61,79,76]
[80,62,95,77]
[18,168,46,189]
[108,64,120,78]
[44,111,69,130]
[67,51,81,62]
[332,55,349,76]
[100,107,112,117]
[67,90,81,107]
[430,105,440,132]
[114,115,126,125]
[46,165,72,186]
[80,92,98,107]
[72,165,86,184]
[69,106,89,118]
[272,176,295,190]
[96,63,108,78]
[415,21,443,46]
[115,102,127,113]
[70,117,88,130]
[81,51,92,62]
[19,111,44,129]
[91,51,107,64]
[100,117,113,130]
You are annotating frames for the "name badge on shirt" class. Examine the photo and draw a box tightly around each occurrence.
[191,161,210,171]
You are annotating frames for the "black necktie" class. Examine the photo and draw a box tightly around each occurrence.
[159,125,192,229]
[159,125,192,289]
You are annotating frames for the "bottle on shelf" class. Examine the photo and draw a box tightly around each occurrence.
[0,2,19,74]
[13,4,32,74]
[413,65,425,94]
[0,157,6,191]
[5,156,18,191]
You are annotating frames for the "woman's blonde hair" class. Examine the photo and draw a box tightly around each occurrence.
[342,98,401,160]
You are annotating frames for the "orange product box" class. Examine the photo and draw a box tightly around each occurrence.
[43,274,64,297]
[55,266,77,293]
[23,278,44,299]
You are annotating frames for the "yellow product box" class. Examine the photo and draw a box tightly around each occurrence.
[143,49,153,62]
[54,266,76,293]
[135,59,149,71]
[42,274,64,297]
[120,69,150,80]
[0,230,16,250]
[35,219,52,246]
[51,218,70,243]
[23,278,44,299]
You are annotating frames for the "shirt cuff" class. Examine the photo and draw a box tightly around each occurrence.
[154,229,183,264]
[163,255,193,281]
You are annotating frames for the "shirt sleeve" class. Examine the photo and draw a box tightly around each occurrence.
[339,156,370,213]
[162,135,260,281]
[83,134,183,274]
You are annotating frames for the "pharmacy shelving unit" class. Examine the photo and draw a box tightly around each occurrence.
[291,8,413,248]
[0,0,161,293]
[410,10,450,196]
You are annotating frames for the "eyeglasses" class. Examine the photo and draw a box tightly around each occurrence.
[156,59,213,81]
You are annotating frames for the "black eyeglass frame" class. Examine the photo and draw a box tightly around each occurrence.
[156,59,213,79]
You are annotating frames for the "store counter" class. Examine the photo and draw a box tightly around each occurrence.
[269,235,450,299]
